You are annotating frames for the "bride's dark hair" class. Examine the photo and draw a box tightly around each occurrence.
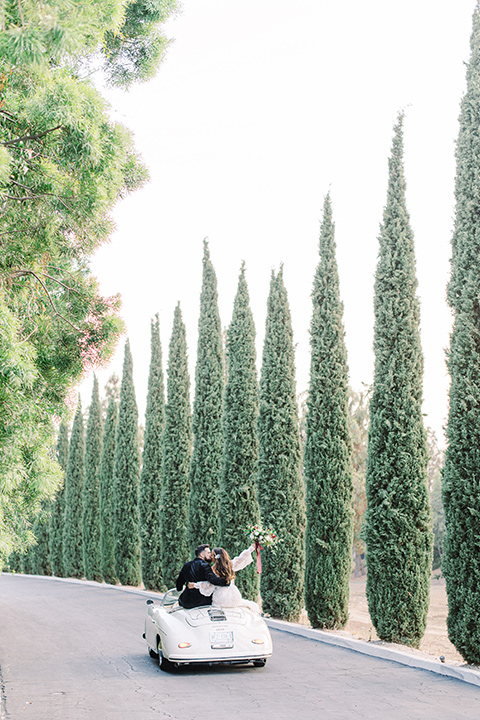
[212,547,235,582]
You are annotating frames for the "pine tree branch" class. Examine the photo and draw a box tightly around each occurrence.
[5,184,73,211]
[11,270,82,332]
[41,272,83,297]
[0,109,18,122]
[2,125,63,147]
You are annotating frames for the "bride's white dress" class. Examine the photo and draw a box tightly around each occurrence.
[194,546,261,613]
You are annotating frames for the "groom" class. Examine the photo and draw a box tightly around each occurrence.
[176,544,229,609]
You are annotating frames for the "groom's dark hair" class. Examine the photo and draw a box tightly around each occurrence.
[195,544,209,557]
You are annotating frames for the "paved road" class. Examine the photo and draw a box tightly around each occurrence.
[1,574,479,720]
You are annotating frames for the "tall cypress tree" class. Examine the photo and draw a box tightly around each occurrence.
[219,263,260,601]
[139,315,165,591]
[113,340,141,586]
[83,376,103,581]
[256,268,306,620]
[188,241,224,548]
[304,195,354,629]
[63,398,86,579]
[364,115,432,648]
[161,304,192,587]
[99,396,118,584]
[443,3,480,665]
[49,419,69,576]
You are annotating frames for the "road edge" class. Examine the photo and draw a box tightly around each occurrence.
[264,617,480,689]
[4,573,480,688]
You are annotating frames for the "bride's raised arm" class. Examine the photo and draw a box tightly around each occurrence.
[231,545,255,572]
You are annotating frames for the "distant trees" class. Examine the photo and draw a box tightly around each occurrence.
[139,316,165,591]
[219,264,260,602]
[304,196,353,629]
[349,388,369,578]
[256,269,306,621]
[427,428,445,572]
[188,242,225,549]
[49,420,69,577]
[443,2,480,666]
[365,116,432,648]
[113,341,141,586]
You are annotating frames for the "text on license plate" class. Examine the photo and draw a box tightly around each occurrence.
[210,630,234,648]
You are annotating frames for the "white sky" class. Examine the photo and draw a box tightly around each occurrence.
[80,0,477,446]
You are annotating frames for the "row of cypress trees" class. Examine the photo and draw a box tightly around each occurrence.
[14,126,431,639]
[15,0,480,655]
[13,131,430,634]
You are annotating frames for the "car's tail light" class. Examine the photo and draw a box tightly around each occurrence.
[252,639,264,644]
[178,642,191,648]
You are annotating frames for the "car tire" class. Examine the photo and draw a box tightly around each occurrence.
[159,653,176,672]
[253,659,266,667]
[149,647,159,660]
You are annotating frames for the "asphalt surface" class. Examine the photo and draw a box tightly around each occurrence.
[1,574,479,720]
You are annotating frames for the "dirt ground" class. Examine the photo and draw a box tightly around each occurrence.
[297,574,465,665]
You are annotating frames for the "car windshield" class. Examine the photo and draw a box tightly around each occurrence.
[161,588,181,607]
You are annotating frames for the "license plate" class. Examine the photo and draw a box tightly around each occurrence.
[210,630,234,648]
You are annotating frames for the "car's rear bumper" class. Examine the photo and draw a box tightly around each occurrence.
[167,651,272,664]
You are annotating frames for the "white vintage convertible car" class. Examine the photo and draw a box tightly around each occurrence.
[144,589,273,671]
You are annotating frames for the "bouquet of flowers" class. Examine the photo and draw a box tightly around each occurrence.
[247,523,278,549]
[245,523,278,573]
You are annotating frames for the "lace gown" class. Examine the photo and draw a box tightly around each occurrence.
[194,546,261,613]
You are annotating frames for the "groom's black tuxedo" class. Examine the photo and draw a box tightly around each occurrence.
[176,557,228,609]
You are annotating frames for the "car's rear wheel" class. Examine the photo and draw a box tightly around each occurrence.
[253,658,267,667]
[149,647,159,659]
[159,653,176,672]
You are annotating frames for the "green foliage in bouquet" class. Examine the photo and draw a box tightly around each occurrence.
[304,195,353,629]
[219,264,260,601]
[113,340,141,586]
[139,315,165,591]
[49,420,69,577]
[83,376,103,582]
[63,399,86,579]
[443,3,480,666]
[188,241,225,549]
[365,115,432,648]
[161,305,192,587]
[256,268,306,621]
[99,396,118,585]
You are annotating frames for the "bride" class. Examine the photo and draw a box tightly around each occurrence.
[192,546,261,613]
